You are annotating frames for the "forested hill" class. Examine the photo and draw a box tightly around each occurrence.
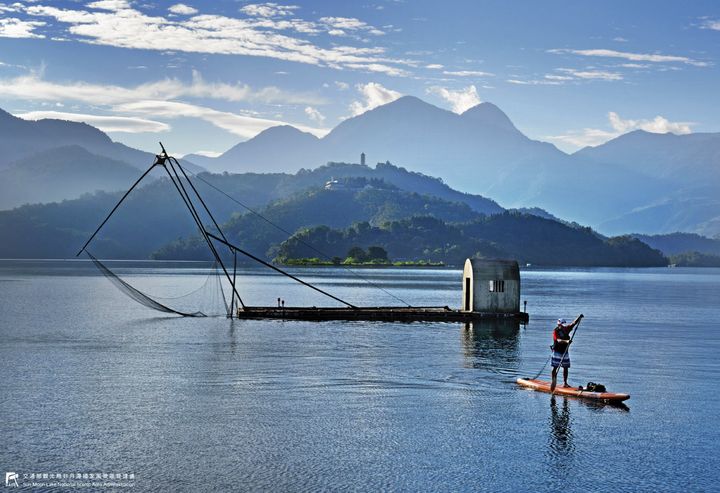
[0,162,666,266]
[153,185,483,261]
[154,190,667,267]
[272,214,667,267]
[0,162,500,259]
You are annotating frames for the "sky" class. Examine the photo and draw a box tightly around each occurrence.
[0,0,719,157]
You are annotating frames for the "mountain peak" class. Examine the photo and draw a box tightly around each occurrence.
[0,107,15,120]
[375,96,440,110]
[461,102,517,132]
[211,124,321,170]
[259,124,311,136]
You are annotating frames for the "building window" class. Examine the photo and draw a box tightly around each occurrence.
[489,280,505,292]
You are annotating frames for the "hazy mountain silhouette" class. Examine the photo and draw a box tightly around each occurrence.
[3,97,720,237]
[0,108,152,170]
[0,146,142,209]
[0,109,204,209]
[185,97,677,229]
[575,130,720,184]
[576,130,720,236]
[632,232,720,256]
[187,125,322,173]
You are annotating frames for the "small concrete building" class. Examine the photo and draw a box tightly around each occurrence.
[462,258,520,314]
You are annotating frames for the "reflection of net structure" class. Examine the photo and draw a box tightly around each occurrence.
[88,252,228,317]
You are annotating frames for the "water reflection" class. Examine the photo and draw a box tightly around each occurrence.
[461,320,520,372]
[227,320,238,355]
[549,396,574,457]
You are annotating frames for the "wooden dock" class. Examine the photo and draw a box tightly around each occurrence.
[236,306,529,323]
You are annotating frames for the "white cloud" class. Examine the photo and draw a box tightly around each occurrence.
[168,4,198,16]
[14,111,170,133]
[0,3,23,13]
[87,0,131,11]
[114,100,328,139]
[607,111,692,134]
[304,106,325,123]
[549,48,708,67]
[443,70,494,77]
[546,128,617,149]
[507,78,563,86]
[349,82,402,116]
[0,17,45,38]
[426,85,480,113]
[334,81,349,90]
[700,19,720,30]
[509,67,622,86]
[23,3,410,76]
[240,3,299,18]
[546,111,694,150]
[0,70,332,140]
[319,16,384,36]
[344,63,408,77]
[0,71,325,106]
[556,68,623,80]
[425,63,443,69]
[189,149,223,158]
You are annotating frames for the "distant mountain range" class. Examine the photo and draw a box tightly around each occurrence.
[0,146,141,210]
[0,108,202,208]
[632,232,720,256]
[2,96,719,239]
[186,96,720,237]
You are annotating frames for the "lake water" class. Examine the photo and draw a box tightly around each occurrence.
[1,261,718,492]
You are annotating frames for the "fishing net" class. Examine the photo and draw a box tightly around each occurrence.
[86,251,226,317]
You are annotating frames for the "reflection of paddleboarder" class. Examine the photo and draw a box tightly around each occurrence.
[550,314,583,393]
[549,396,574,456]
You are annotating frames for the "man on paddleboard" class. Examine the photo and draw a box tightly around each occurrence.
[550,314,583,392]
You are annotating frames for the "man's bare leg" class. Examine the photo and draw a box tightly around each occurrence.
[550,367,559,393]
[563,367,569,387]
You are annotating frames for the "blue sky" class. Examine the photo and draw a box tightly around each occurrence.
[1,0,719,157]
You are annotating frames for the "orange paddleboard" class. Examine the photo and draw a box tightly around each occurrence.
[516,378,630,402]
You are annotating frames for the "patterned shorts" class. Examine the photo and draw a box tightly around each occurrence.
[551,351,570,368]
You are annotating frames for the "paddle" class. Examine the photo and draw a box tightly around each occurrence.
[531,314,583,381]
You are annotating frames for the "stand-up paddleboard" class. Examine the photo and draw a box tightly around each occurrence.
[516,378,630,402]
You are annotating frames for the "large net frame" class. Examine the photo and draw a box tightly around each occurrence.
[86,251,227,317]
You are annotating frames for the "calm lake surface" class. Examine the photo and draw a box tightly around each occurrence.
[1,261,719,492]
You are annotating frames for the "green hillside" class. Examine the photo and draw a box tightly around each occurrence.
[153,185,482,260]
[275,213,668,267]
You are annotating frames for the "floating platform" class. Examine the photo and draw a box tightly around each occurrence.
[236,306,529,323]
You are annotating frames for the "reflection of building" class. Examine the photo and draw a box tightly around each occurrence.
[462,258,520,313]
[461,320,521,369]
